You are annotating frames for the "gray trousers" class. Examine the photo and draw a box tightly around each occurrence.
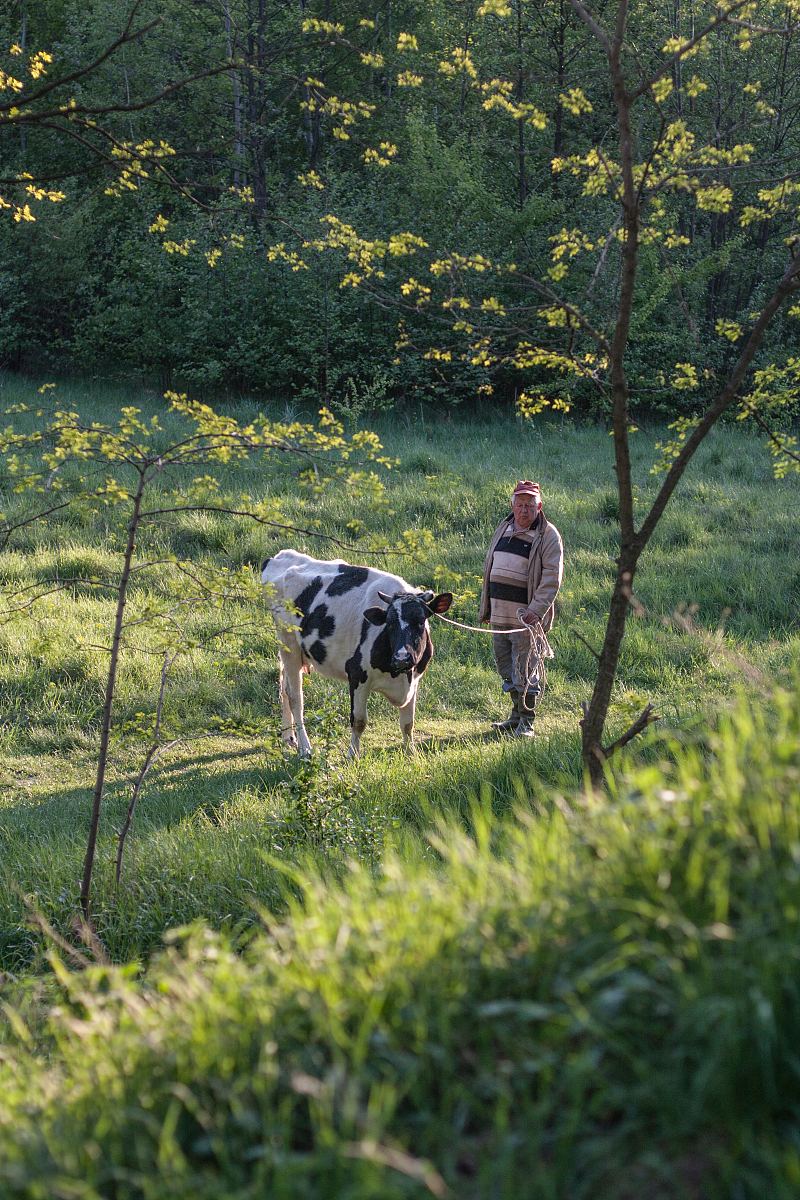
[492,630,543,709]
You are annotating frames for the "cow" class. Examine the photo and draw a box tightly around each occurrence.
[261,549,453,757]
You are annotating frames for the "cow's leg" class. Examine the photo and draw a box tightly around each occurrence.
[398,692,417,753]
[277,655,296,749]
[279,644,312,758]
[348,682,369,758]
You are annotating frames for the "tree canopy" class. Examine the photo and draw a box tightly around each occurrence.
[2,0,799,429]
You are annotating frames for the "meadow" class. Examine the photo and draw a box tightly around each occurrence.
[0,375,796,970]
[0,376,798,1196]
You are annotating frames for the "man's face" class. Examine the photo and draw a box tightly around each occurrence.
[512,492,539,529]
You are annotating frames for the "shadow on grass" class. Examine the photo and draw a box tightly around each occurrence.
[414,728,521,751]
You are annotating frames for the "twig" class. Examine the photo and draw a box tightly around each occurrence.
[602,702,659,757]
[741,404,800,465]
[0,1,155,115]
[19,892,109,967]
[115,651,177,884]
[137,505,405,556]
[630,0,753,101]
[570,627,602,661]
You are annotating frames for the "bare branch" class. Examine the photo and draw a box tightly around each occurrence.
[10,60,238,126]
[0,501,73,549]
[568,0,612,52]
[116,650,177,884]
[570,627,602,661]
[137,505,395,555]
[585,216,623,296]
[630,0,753,102]
[638,253,800,549]
[603,702,659,757]
[0,3,158,115]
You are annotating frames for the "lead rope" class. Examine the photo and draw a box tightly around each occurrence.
[430,609,551,710]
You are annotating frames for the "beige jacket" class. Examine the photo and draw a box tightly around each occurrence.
[479,513,564,632]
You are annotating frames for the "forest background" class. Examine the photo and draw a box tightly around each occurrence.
[4,0,800,418]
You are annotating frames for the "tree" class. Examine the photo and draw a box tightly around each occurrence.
[294,0,800,783]
[4,1,800,787]
[0,0,234,224]
[0,389,392,917]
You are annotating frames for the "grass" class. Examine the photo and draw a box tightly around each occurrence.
[2,689,800,1198]
[0,371,797,974]
[1,373,799,1196]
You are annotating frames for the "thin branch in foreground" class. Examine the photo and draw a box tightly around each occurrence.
[741,405,800,466]
[0,1,155,115]
[116,651,176,884]
[136,505,407,556]
[569,627,602,661]
[19,892,109,968]
[602,703,659,758]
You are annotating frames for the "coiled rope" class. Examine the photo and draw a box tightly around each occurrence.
[431,609,552,711]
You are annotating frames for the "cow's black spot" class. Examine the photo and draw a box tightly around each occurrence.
[294,576,323,617]
[371,627,410,677]
[326,565,369,597]
[261,557,271,574]
[399,598,427,627]
[309,640,327,664]
[301,602,336,642]
[345,646,368,689]
[345,645,368,724]
[414,630,434,677]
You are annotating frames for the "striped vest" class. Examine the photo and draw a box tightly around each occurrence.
[488,519,537,629]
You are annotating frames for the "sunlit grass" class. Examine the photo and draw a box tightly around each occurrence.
[2,690,799,1197]
[0,372,797,968]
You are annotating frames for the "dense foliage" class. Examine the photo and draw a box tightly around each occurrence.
[3,0,800,417]
[2,686,800,1198]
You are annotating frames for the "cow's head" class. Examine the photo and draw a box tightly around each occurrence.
[364,589,453,675]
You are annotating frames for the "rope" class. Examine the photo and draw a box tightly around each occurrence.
[431,612,530,635]
[431,609,552,712]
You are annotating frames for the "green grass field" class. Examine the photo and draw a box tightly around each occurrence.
[1,375,799,1196]
[0,374,797,970]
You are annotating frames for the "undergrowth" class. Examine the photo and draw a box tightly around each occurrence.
[1,688,800,1198]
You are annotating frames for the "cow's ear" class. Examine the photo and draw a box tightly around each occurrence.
[429,592,453,614]
[364,606,387,626]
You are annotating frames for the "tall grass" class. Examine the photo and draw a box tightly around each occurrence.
[0,373,798,968]
[2,687,800,1198]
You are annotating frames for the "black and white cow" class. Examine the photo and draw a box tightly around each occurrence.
[261,549,452,756]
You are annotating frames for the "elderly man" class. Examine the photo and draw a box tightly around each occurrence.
[479,480,564,737]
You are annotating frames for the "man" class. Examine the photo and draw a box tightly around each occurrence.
[479,480,564,737]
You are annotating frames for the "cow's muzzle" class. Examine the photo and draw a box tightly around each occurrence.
[390,648,414,675]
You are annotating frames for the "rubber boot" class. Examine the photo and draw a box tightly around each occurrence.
[492,689,520,731]
[513,693,537,738]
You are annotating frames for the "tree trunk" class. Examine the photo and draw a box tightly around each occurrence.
[580,551,639,786]
[224,0,244,188]
[80,472,147,918]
